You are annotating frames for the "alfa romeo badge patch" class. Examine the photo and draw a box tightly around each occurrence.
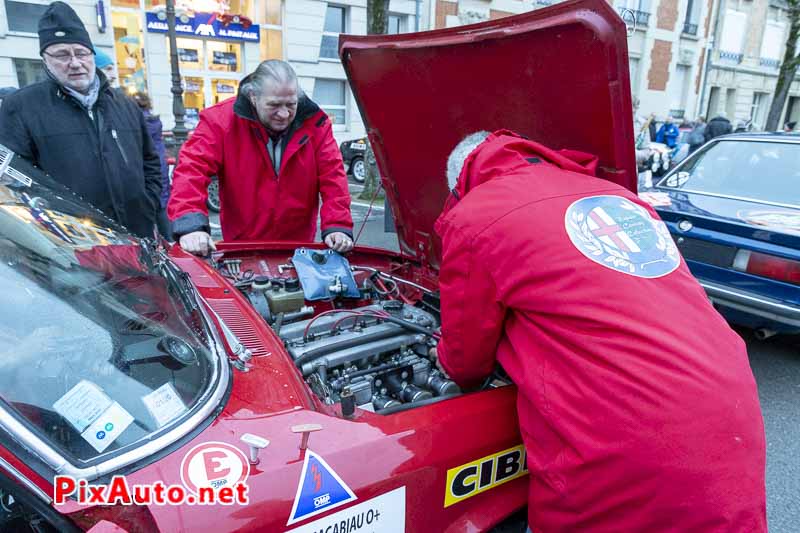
[565,195,680,278]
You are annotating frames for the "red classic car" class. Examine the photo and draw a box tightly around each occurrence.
[0,1,634,531]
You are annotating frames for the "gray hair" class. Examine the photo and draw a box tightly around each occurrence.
[446,131,490,189]
[241,59,304,99]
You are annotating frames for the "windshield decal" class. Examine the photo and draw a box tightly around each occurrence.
[53,381,114,433]
[664,171,690,188]
[81,402,134,453]
[53,381,134,453]
[142,383,188,428]
[565,195,681,278]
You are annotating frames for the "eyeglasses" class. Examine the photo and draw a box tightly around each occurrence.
[43,50,93,64]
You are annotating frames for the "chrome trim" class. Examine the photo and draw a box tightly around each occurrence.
[655,187,800,210]
[0,456,51,504]
[0,283,231,482]
[701,280,800,327]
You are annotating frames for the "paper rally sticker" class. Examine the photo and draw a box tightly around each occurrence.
[142,383,187,428]
[287,450,357,525]
[53,381,133,453]
[565,195,681,278]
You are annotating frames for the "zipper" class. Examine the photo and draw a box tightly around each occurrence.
[111,129,129,166]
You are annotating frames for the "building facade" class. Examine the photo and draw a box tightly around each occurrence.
[0,0,431,144]
[703,0,800,130]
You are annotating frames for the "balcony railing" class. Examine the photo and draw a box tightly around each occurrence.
[759,57,781,68]
[718,50,744,63]
[682,21,698,35]
[616,8,650,28]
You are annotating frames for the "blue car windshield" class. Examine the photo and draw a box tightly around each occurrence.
[659,140,800,207]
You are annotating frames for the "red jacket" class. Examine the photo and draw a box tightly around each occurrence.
[435,132,766,532]
[168,92,352,242]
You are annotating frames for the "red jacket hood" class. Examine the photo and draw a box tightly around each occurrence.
[441,130,599,219]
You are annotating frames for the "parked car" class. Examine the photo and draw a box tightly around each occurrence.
[339,137,367,183]
[640,133,800,338]
[0,1,636,530]
[207,175,220,213]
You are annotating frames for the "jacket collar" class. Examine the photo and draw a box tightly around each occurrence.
[232,79,321,133]
[48,68,114,108]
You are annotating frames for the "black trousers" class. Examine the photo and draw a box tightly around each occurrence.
[156,208,172,241]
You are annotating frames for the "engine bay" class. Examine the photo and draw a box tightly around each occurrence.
[209,248,464,414]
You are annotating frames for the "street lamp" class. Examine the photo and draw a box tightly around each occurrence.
[166,0,188,152]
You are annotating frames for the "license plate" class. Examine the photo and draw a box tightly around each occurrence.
[350,143,366,150]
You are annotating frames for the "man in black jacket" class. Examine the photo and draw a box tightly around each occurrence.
[703,115,733,143]
[0,2,161,238]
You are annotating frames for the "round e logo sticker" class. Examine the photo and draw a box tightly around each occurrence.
[180,442,250,494]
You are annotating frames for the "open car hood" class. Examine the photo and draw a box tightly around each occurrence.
[341,0,635,268]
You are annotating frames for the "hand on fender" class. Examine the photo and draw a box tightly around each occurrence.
[179,231,216,256]
[324,231,354,253]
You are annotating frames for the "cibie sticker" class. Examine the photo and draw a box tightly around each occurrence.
[287,486,405,533]
[287,450,357,525]
[444,444,528,508]
[180,442,250,495]
[565,195,681,278]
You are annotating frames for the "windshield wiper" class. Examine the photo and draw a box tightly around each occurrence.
[139,239,198,314]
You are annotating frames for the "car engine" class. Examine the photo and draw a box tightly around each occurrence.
[279,301,457,412]
[214,253,459,414]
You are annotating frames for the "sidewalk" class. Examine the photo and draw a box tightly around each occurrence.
[349,181,385,210]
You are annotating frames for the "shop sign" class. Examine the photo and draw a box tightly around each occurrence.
[216,83,236,94]
[146,12,260,43]
[212,51,238,67]
[178,48,199,62]
[184,80,202,93]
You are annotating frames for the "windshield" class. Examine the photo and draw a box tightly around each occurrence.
[0,149,221,467]
[658,139,800,207]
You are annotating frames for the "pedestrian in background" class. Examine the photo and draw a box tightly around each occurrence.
[0,1,161,238]
[133,91,171,239]
[655,116,680,148]
[783,121,796,132]
[704,115,733,142]
[632,97,652,167]
[687,116,706,154]
[94,48,117,87]
[0,87,16,110]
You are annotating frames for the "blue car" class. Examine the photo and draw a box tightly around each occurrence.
[640,133,800,338]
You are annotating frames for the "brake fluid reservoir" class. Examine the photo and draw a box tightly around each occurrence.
[266,280,305,314]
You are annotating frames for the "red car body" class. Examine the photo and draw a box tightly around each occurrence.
[0,1,635,531]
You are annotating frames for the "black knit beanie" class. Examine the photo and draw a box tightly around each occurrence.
[38,1,94,54]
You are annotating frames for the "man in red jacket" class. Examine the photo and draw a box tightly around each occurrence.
[168,60,353,255]
[433,130,766,532]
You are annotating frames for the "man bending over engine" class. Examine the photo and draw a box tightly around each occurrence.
[431,130,766,532]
